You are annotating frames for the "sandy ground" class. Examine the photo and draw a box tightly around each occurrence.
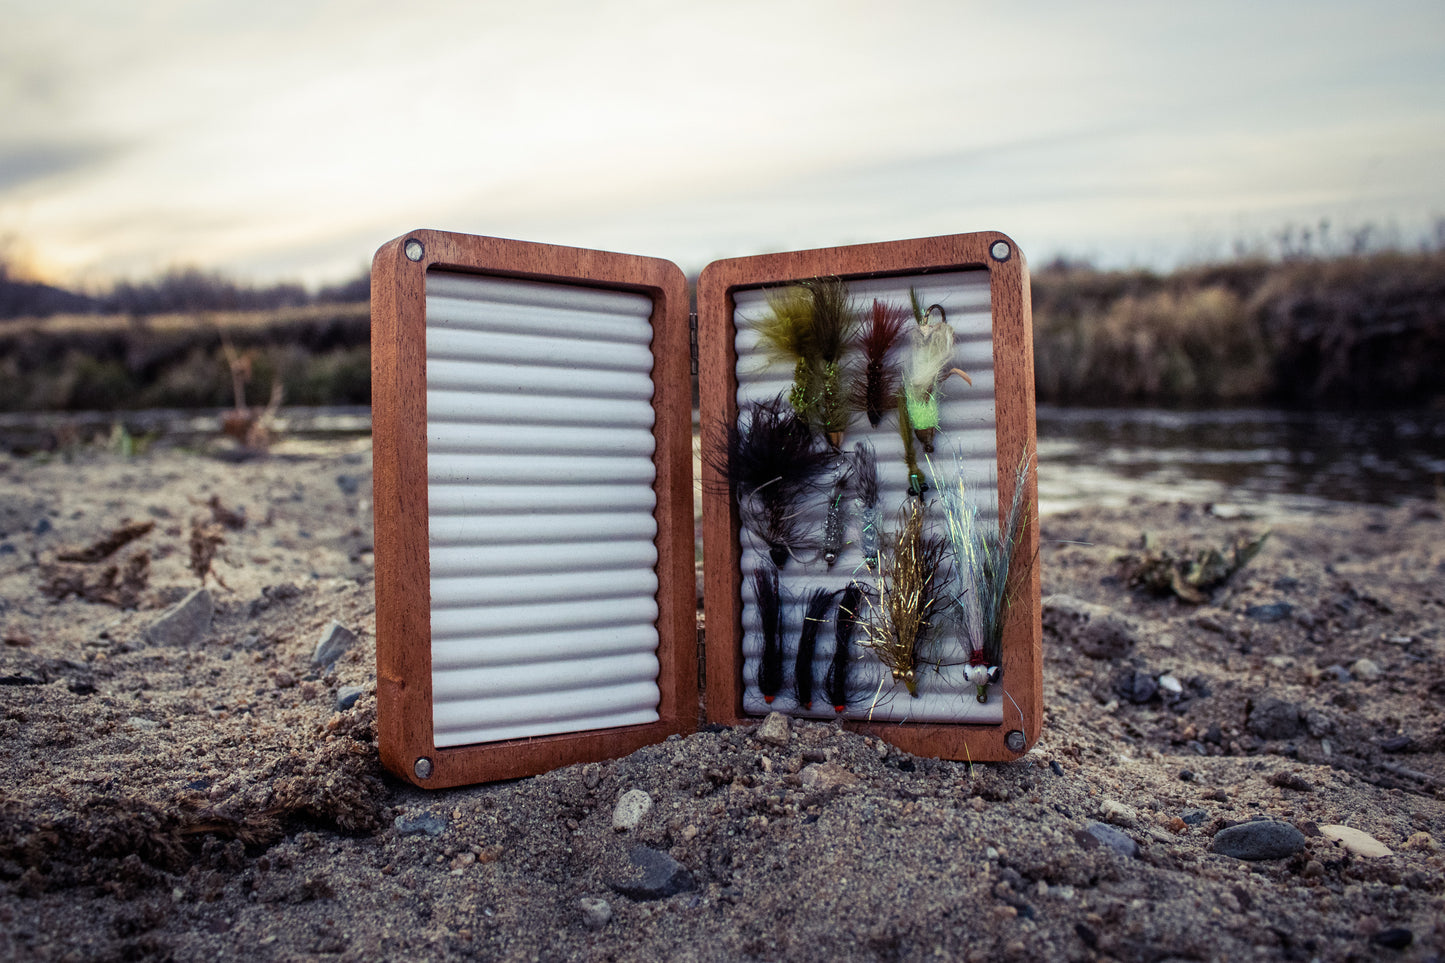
[1,442,1443,962]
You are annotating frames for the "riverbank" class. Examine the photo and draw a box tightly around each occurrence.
[1,249,1443,413]
[0,445,1441,961]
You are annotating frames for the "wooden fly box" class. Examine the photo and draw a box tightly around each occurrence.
[371,229,1040,788]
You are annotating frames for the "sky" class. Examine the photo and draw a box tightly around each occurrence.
[2,0,1443,288]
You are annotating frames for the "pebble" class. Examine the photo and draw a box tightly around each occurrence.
[1099,799,1139,828]
[1349,658,1382,682]
[755,711,790,747]
[1379,734,1412,753]
[1157,673,1183,697]
[1210,820,1306,860]
[582,764,601,789]
[608,846,695,901]
[1115,669,1158,704]
[143,588,214,646]
[1320,664,1352,683]
[312,621,358,667]
[1404,831,1437,852]
[800,762,861,792]
[335,685,363,711]
[1320,825,1393,857]
[1370,928,1413,950]
[579,897,612,930]
[1180,809,1207,826]
[393,812,447,836]
[1246,696,1303,740]
[1245,602,1293,623]
[612,789,653,832]
[1049,760,1064,777]
[1081,822,1138,858]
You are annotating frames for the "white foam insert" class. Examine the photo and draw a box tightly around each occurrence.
[733,270,1005,723]
[425,270,662,747]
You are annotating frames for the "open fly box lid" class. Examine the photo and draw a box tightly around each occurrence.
[371,231,697,788]
[372,229,1040,789]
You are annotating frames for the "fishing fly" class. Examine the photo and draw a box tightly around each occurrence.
[794,587,838,711]
[859,499,949,697]
[904,291,971,454]
[935,449,1035,703]
[855,298,909,428]
[851,441,881,571]
[822,459,853,568]
[715,394,836,567]
[896,395,926,498]
[754,279,860,446]
[752,563,785,704]
[826,583,865,713]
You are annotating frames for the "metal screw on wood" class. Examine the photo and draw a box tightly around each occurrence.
[404,238,425,262]
[1005,730,1025,752]
[989,240,1012,262]
[414,757,433,779]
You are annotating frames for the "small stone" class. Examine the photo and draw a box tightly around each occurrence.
[1245,602,1293,623]
[1320,664,1352,683]
[1179,770,1195,782]
[143,589,213,646]
[312,621,357,667]
[1050,760,1065,777]
[1211,820,1306,860]
[608,846,694,901]
[1303,709,1334,738]
[755,711,790,747]
[1301,859,1325,879]
[1379,734,1412,753]
[1157,673,1183,697]
[1403,831,1437,852]
[272,670,296,689]
[1081,822,1138,858]
[393,812,447,836]
[1180,809,1208,826]
[335,685,363,711]
[1099,799,1138,828]
[582,764,601,789]
[1320,825,1393,857]
[1166,817,1187,834]
[1115,669,1158,704]
[1268,771,1315,792]
[1247,696,1303,740]
[680,825,698,842]
[799,762,861,792]
[1370,928,1412,951]
[612,789,653,832]
[1349,658,1382,682]
[579,897,612,930]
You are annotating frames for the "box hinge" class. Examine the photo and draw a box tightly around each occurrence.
[689,311,699,376]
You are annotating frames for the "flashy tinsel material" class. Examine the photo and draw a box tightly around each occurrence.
[852,442,881,570]
[903,292,970,453]
[715,395,835,567]
[826,583,864,712]
[860,499,949,697]
[935,449,1034,703]
[794,587,837,710]
[752,564,784,703]
[755,279,859,445]
[856,298,909,428]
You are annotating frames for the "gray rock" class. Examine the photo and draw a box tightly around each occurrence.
[1180,809,1208,826]
[579,897,612,930]
[608,846,695,900]
[1320,663,1351,683]
[335,685,363,711]
[1044,596,1141,659]
[1118,669,1159,703]
[582,763,601,789]
[143,589,213,646]
[312,621,358,667]
[612,789,653,832]
[393,812,447,836]
[1245,602,1293,623]
[1211,820,1305,860]
[799,762,861,792]
[755,711,790,747]
[1247,696,1303,740]
[1080,822,1138,858]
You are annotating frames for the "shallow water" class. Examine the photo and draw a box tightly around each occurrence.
[1037,405,1445,515]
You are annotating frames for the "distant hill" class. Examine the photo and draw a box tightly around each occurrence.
[0,277,97,319]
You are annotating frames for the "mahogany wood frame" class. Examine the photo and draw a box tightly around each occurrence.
[371,230,697,788]
[697,231,1042,760]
